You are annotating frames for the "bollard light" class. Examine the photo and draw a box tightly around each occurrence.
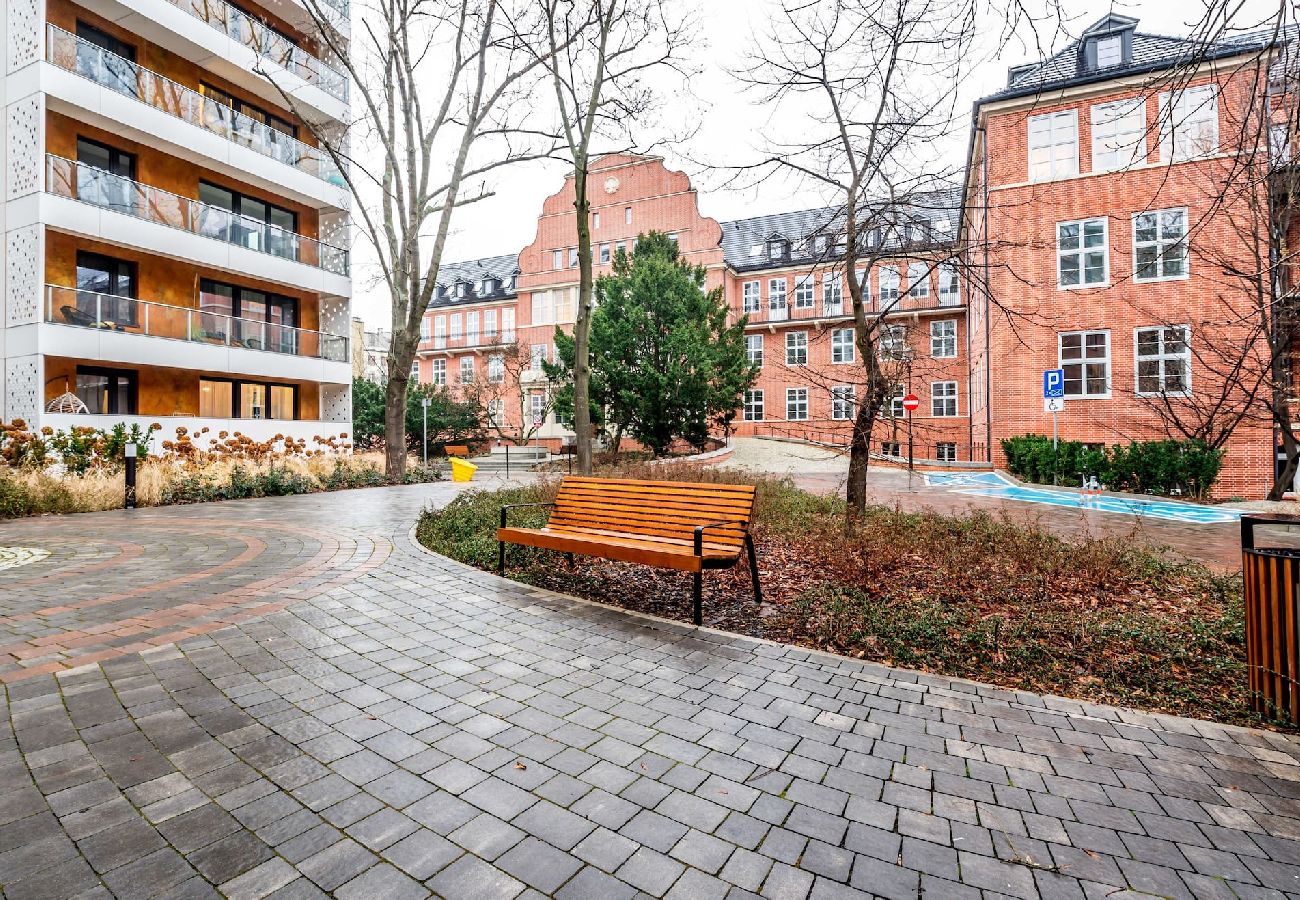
[124,443,138,510]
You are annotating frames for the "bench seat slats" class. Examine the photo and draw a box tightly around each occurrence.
[497,526,724,572]
[546,523,740,554]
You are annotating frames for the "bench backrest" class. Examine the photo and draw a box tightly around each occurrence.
[445,445,470,458]
[550,476,757,551]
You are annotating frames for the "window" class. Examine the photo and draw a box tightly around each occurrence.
[1160,85,1219,160]
[599,244,611,264]
[831,328,855,364]
[466,312,479,344]
[449,313,462,341]
[786,388,809,421]
[484,309,497,338]
[77,22,138,97]
[823,273,844,313]
[938,263,960,305]
[906,263,929,298]
[878,266,900,303]
[931,381,958,417]
[887,385,905,418]
[553,249,563,269]
[199,378,231,417]
[420,317,432,341]
[488,354,505,383]
[531,290,552,325]
[199,81,295,139]
[459,356,475,384]
[530,344,547,371]
[881,324,908,357]
[930,320,957,358]
[831,386,855,421]
[1060,330,1110,397]
[742,281,761,314]
[529,393,546,426]
[198,182,297,259]
[768,279,788,320]
[881,441,901,457]
[1028,109,1079,181]
[75,251,137,326]
[569,248,579,268]
[786,331,808,366]
[935,442,957,462]
[625,207,633,225]
[768,239,787,260]
[1057,218,1108,287]
[593,212,601,229]
[75,137,135,214]
[554,287,576,323]
[1133,209,1188,281]
[501,309,515,342]
[1091,99,1146,172]
[794,277,815,309]
[744,390,764,421]
[198,280,297,353]
[197,378,295,419]
[1136,325,1191,395]
[433,316,446,349]
[746,334,764,367]
[487,398,504,425]
[431,359,446,386]
[76,366,136,415]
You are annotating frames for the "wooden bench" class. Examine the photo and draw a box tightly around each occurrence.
[445,444,470,458]
[497,476,761,625]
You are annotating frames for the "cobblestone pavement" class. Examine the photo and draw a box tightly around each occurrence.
[2,484,1300,899]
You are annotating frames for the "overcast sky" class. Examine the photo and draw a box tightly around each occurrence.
[347,0,1281,326]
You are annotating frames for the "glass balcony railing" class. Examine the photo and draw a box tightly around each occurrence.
[47,25,346,188]
[45,285,350,363]
[163,0,347,101]
[47,155,349,276]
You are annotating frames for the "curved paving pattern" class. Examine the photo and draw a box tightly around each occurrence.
[2,484,1300,899]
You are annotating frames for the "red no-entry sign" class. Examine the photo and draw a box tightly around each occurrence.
[902,394,920,413]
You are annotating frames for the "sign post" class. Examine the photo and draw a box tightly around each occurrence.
[902,394,921,491]
[1043,369,1065,484]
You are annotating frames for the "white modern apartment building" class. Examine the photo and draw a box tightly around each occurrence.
[0,0,352,445]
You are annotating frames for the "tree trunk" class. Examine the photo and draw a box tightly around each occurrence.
[572,172,594,475]
[846,397,873,517]
[384,373,409,482]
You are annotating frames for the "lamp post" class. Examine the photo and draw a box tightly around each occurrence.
[124,443,137,509]
[421,397,431,467]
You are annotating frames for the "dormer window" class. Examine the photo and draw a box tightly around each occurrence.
[481,278,493,294]
[1096,34,1122,68]
[436,284,447,299]
[768,238,788,260]
[455,282,467,298]
[509,271,518,290]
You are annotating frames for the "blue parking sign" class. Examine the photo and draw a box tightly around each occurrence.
[1043,369,1065,399]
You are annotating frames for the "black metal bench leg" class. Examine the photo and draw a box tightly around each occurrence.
[692,571,703,626]
[566,552,575,568]
[498,541,505,575]
[745,534,762,605]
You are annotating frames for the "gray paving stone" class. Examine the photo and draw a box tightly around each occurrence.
[497,836,585,893]
[426,853,526,900]
[617,846,687,897]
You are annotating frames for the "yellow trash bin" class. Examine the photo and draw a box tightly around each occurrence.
[449,458,477,482]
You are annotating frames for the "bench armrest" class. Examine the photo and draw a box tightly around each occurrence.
[500,501,556,529]
[693,520,749,556]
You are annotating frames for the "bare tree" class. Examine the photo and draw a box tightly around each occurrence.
[739,0,978,517]
[263,0,569,479]
[534,0,692,474]
[471,341,559,445]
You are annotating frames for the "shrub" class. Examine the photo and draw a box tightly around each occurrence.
[1000,434,1224,497]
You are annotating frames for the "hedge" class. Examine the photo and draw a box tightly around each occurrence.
[1000,435,1224,498]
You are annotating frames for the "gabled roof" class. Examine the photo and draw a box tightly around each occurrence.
[427,253,520,308]
[985,16,1293,103]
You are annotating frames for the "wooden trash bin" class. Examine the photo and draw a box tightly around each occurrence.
[1242,514,1300,724]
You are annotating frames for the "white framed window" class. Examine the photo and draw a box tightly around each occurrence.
[931,381,958,417]
[881,441,901,457]
[593,212,601,229]
[785,331,808,366]
[742,280,761,314]
[831,328,855,364]
[569,248,579,268]
[831,386,855,421]
[459,356,475,383]
[530,344,547,372]
[906,263,930,298]
[878,266,900,303]
[794,277,815,309]
[1160,85,1219,161]
[1028,109,1079,181]
[886,385,905,418]
[1091,99,1146,173]
[625,207,632,225]
[554,287,576,323]
[881,324,908,357]
[599,244,611,263]
[1136,325,1191,395]
[434,316,446,349]
[466,312,479,344]
[768,279,788,320]
[746,334,764,367]
[531,291,552,326]
[1095,34,1122,68]
[501,309,515,342]
[1060,330,1110,397]
[823,273,844,313]
[484,309,497,338]
[455,282,467,298]
[411,360,420,380]
[743,389,764,421]
[786,387,809,421]
[420,317,431,340]
[552,249,563,269]
[930,320,957,358]
[449,313,462,340]
[938,263,960,305]
[1057,218,1108,287]
[487,398,504,425]
[935,442,957,462]
[431,358,446,386]
[1133,208,1189,281]
[487,354,504,383]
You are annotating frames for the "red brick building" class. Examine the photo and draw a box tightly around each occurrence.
[419,15,1295,497]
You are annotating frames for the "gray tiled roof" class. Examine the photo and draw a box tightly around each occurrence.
[427,252,520,308]
[718,186,963,272]
[988,16,1293,103]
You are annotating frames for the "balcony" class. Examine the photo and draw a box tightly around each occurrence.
[47,155,349,276]
[741,299,849,326]
[44,285,349,363]
[47,25,345,189]
[420,332,517,353]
